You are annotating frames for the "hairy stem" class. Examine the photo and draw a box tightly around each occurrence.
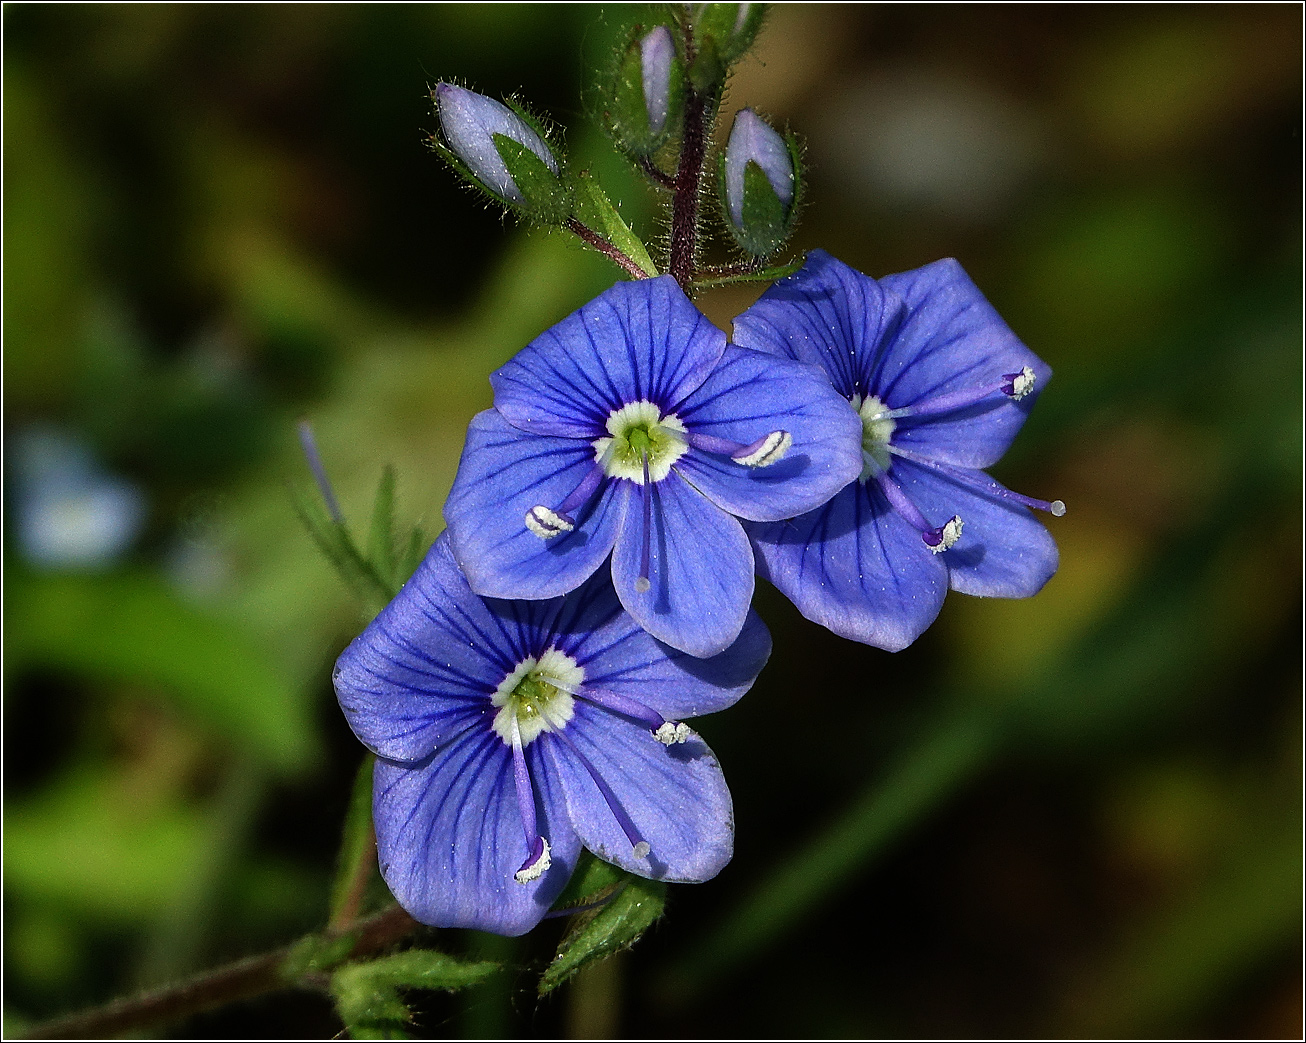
[26,905,418,1040]
[565,218,650,280]
[638,154,676,190]
[668,85,710,292]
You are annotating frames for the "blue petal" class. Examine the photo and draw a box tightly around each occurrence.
[611,474,754,658]
[748,481,948,651]
[876,258,1051,469]
[374,732,579,935]
[541,566,772,719]
[891,458,1059,598]
[731,249,905,399]
[673,345,862,522]
[491,277,727,437]
[445,410,624,600]
[542,704,733,881]
[334,535,532,762]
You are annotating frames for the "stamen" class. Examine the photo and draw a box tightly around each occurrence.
[924,515,963,554]
[732,430,792,467]
[555,730,651,860]
[874,471,963,553]
[687,430,792,467]
[869,366,1038,422]
[525,505,573,539]
[296,420,344,525]
[886,444,1067,518]
[524,462,605,540]
[509,717,552,884]
[636,452,652,593]
[559,682,692,743]
[1004,366,1036,400]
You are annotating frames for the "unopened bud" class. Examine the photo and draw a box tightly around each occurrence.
[721,108,799,256]
[692,3,766,66]
[610,26,684,155]
[433,83,560,207]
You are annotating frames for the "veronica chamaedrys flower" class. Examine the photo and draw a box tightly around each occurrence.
[733,250,1064,651]
[434,83,558,204]
[333,534,770,936]
[444,276,862,658]
[722,109,798,256]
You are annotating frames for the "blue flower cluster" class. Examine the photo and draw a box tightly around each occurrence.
[332,250,1062,935]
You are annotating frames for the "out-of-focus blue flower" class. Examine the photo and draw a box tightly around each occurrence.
[333,534,771,936]
[733,250,1063,651]
[444,276,861,658]
[11,427,146,570]
[723,108,794,231]
[433,83,558,204]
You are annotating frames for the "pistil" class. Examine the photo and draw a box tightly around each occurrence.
[886,444,1066,517]
[555,729,652,860]
[637,452,652,593]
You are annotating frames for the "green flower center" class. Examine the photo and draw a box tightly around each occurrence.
[594,400,688,483]
[491,649,581,746]
[850,393,895,481]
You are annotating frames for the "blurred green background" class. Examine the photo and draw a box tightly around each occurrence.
[3,4,1300,1038]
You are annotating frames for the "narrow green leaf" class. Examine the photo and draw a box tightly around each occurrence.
[691,255,805,290]
[290,484,392,616]
[367,467,398,596]
[538,873,665,996]
[329,754,376,929]
[397,525,429,591]
[331,950,500,1038]
[574,172,659,277]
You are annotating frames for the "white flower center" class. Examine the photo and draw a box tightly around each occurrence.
[850,393,896,481]
[592,400,688,483]
[491,648,581,746]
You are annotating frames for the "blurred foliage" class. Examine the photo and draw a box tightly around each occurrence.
[3,3,1300,1039]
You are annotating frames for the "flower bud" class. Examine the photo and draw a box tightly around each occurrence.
[691,3,765,66]
[721,108,799,256]
[610,26,684,155]
[433,83,561,208]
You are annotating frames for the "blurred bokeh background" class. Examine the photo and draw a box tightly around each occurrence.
[4,3,1300,1038]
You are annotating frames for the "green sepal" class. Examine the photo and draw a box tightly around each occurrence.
[538,871,666,996]
[719,154,795,258]
[492,133,571,225]
[608,26,684,157]
[687,34,725,95]
[692,3,766,66]
[330,950,500,1039]
[691,253,806,290]
[574,172,660,277]
[329,754,377,929]
[549,849,627,911]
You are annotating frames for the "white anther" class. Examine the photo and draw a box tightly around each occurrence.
[1008,367,1036,401]
[1050,499,1067,517]
[525,505,573,539]
[514,836,552,884]
[654,721,692,745]
[632,841,651,859]
[928,515,964,554]
[733,430,792,468]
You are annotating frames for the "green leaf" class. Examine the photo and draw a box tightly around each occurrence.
[290,483,391,617]
[574,172,659,277]
[330,950,500,1038]
[396,525,429,592]
[329,754,376,929]
[691,255,805,290]
[367,467,398,596]
[538,872,665,996]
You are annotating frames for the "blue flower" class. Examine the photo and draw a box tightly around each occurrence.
[333,534,771,936]
[733,250,1063,651]
[444,275,862,658]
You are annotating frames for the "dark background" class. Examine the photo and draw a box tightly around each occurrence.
[4,4,1301,1038]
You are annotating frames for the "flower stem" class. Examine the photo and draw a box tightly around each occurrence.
[668,85,710,292]
[25,905,418,1040]
[565,218,651,280]
[638,154,676,190]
